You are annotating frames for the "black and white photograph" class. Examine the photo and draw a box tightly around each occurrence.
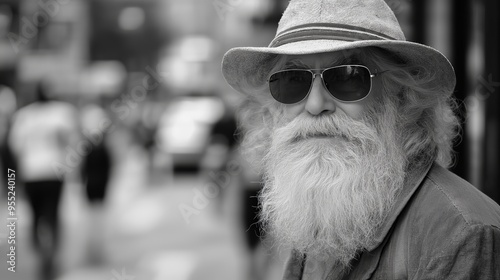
[0,0,499,279]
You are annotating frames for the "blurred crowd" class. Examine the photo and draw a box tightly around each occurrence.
[0,73,279,280]
[0,0,289,279]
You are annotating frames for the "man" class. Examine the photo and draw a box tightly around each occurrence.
[221,0,500,279]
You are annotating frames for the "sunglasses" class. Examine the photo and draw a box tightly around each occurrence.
[268,65,382,104]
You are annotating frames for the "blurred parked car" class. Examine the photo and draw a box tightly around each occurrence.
[155,95,225,171]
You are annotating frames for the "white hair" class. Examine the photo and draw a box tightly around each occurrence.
[237,47,461,171]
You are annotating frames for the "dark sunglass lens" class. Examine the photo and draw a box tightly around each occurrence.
[323,66,371,101]
[269,70,313,104]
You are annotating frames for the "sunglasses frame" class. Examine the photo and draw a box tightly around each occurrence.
[268,64,382,105]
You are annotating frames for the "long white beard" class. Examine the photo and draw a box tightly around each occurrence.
[260,107,406,267]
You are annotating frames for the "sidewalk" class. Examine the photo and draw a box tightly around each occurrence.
[57,147,247,280]
[1,147,285,280]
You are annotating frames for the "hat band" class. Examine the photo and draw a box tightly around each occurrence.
[269,23,397,47]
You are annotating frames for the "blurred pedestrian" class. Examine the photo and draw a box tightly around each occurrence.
[0,85,17,197]
[9,82,80,280]
[80,102,112,206]
[201,96,238,214]
[79,101,113,265]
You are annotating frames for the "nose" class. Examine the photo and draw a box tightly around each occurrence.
[304,74,337,116]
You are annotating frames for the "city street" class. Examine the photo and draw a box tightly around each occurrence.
[0,147,286,280]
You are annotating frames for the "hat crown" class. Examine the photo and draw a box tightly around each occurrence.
[272,0,405,47]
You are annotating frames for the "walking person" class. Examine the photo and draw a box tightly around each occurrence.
[9,82,80,280]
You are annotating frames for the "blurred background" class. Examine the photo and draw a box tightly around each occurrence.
[0,0,498,279]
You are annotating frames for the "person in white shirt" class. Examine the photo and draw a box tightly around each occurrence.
[9,82,80,280]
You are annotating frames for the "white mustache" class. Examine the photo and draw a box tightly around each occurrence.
[274,113,375,146]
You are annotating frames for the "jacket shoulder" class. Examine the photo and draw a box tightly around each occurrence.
[423,164,500,227]
[399,164,500,278]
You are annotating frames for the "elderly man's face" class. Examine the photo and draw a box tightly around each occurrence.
[275,52,383,121]
[259,50,406,266]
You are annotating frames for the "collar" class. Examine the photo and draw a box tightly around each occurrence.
[365,160,434,251]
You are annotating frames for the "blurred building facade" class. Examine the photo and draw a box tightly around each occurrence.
[0,0,499,197]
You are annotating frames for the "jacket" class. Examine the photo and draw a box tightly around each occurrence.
[282,163,500,279]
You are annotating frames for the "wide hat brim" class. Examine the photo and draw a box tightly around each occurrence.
[222,39,456,97]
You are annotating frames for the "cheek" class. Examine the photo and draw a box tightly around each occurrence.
[370,76,384,99]
[335,103,367,119]
[267,103,296,127]
[336,77,384,119]
[282,104,304,119]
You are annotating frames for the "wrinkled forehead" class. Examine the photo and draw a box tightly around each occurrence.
[279,49,374,70]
